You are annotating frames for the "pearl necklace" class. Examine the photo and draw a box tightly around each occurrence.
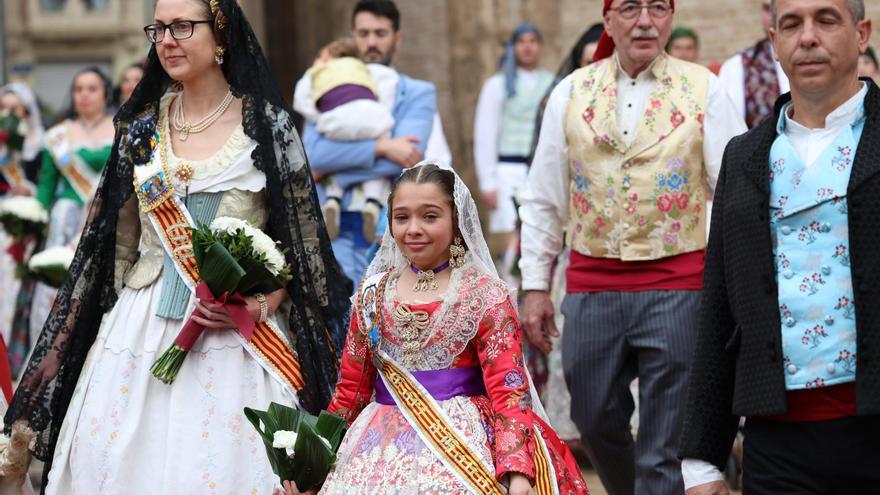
[171,90,233,141]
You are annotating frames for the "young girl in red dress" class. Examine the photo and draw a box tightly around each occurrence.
[280,161,588,495]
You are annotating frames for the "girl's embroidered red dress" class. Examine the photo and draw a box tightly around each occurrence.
[321,265,589,494]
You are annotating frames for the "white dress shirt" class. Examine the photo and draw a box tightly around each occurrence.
[473,68,548,192]
[718,51,790,122]
[519,57,747,291]
[681,82,868,491]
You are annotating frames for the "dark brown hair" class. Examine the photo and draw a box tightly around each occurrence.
[351,0,401,31]
[387,164,461,238]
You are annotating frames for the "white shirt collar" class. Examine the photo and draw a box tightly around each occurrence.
[778,83,868,136]
[614,53,658,82]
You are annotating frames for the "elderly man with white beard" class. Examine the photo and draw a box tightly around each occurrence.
[519,1,745,494]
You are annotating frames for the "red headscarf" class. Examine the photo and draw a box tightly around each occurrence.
[593,0,675,62]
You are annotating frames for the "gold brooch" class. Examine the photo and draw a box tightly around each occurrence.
[174,162,194,186]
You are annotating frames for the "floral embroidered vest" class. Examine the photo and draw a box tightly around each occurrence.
[499,69,555,158]
[564,54,710,260]
[770,104,863,390]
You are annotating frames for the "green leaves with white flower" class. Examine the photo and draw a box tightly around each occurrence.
[244,402,348,492]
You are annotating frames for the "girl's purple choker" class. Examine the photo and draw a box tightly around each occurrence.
[410,261,450,274]
[410,260,450,292]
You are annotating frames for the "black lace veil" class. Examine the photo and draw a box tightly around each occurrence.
[4,0,352,476]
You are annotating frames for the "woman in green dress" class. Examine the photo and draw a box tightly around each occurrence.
[31,67,114,344]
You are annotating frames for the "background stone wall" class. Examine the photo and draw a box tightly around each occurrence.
[4,0,880,184]
[271,0,880,186]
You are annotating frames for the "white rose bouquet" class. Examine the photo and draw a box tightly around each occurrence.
[150,217,292,384]
[244,402,347,492]
[27,246,75,288]
[0,196,47,240]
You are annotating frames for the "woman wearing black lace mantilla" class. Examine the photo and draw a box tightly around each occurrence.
[1,0,351,492]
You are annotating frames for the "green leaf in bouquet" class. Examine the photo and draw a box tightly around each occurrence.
[0,113,24,151]
[236,258,285,296]
[30,265,68,288]
[200,241,246,297]
[244,403,348,492]
[244,404,298,483]
[288,419,335,491]
[315,411,348,452]
[190,223,217,268]
[0,214,45,240]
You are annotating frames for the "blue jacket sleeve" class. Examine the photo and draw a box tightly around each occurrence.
[302,121,377,175]
[334,79,437,191]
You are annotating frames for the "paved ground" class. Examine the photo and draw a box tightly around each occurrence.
[582,469,606,495]
[30,462,740,493]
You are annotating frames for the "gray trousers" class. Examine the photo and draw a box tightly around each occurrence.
[561,290,700,495]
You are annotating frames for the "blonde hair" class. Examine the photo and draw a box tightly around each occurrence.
[322,38,361,59]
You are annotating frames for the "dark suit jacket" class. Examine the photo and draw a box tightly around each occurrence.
[679,80,880,469]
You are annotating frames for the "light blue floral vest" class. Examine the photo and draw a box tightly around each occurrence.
[770,104,863,390]
[498,69,554,158]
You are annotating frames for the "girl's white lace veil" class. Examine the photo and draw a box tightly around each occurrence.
[363,159,509,303]
[363,158,550,422]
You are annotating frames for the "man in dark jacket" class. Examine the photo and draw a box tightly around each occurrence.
[679,1,879,494]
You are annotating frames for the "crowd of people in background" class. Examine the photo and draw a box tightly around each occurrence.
[0,0,877,494]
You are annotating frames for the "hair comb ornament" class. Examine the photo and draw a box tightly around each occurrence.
[210,0,228,31]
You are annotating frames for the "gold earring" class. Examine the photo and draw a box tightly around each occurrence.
[449,236,466,268]
[214,46,225,65]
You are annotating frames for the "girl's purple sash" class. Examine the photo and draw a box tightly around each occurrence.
[374,366,485,405]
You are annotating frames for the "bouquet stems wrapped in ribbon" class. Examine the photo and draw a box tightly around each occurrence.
[244,402,347,491]
[150,217,291,384]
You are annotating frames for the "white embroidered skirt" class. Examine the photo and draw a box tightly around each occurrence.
[45,280,293,494]
[320,396,493,495]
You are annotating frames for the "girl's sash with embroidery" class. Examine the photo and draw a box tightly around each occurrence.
[358,272,560,495]
[0,112,28,188]
[133,126,305,406]
[45,123,102,203]
[0,151,26,189]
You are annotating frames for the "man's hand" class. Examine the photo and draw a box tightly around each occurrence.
[481,190,498,210]
[686,481,730,495]
[521,291,559,354]
[376,136,423,168]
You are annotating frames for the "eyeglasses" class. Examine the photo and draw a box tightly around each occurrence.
[144,20,213,43]
[608,2,673,20]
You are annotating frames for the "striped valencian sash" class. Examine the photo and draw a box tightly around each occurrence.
[358,273,559,495]
[45,123,101,203]
[133,151,305,402]
[0,148,26,187]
